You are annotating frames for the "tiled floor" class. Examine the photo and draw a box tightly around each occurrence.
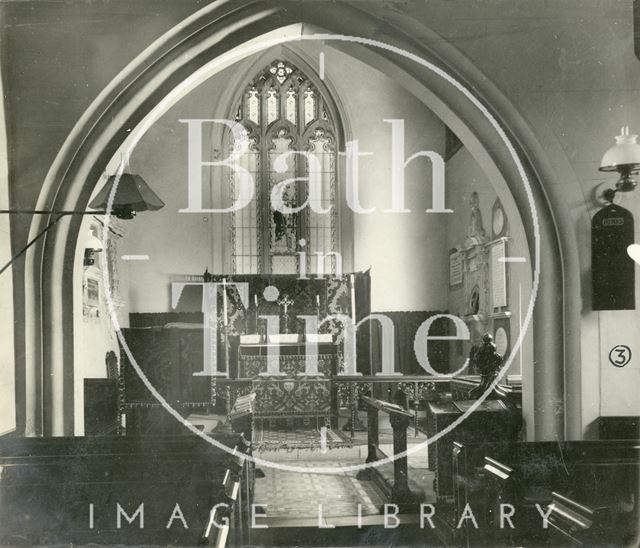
[346,410,433,498]
[253,424,351,451]
[253,459,383,519]
[340,409,428,446]
[251,408,434,527]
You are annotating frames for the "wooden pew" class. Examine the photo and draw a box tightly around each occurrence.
[451,440,640,547]
[599,416,640,440]
[199,443,250,547]
[0,434,252,546]
[546,492,601,546]
[201,505,232,548]
[424,398,519,500]
[449,377,522,408]
[546,490,638,546]
[420,376,522,505]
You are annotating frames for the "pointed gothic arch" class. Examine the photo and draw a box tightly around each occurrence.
[19,1,580,441]
[225,57,346,275]
[208,46,353,275]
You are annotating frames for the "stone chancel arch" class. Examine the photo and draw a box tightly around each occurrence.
[25,0,574,440]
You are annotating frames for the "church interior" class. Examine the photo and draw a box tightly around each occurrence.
[0,1,639,546]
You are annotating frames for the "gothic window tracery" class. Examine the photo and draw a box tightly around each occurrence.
[229,60,339,275]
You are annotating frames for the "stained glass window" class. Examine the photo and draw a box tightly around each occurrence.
[303,89,316,126]
[266,88,279,125]
[285,89,297,124]
[229,60,339,275]
[229,129,260,274]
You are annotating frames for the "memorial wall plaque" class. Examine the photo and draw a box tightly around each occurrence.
[490,239,508,309]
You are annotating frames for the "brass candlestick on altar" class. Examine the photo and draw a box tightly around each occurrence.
[221,278,230,377]
[253,293,259,334]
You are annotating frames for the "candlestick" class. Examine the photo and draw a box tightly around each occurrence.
[350,274,356,323]
[253,294,258,333]
[222,278,228,326]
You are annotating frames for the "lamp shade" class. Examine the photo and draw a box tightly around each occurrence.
[89,173,164,219]
[599,127,640,172]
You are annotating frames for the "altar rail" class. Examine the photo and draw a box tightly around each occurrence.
[214,375,520,438]
[117,374,521,440]
[356,395,420,511]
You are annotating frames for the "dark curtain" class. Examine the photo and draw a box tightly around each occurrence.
[133,272,371,375]
[355,269,372,374]
[371,311,449,375]
[120,327,210,404]
[129,311,203,327]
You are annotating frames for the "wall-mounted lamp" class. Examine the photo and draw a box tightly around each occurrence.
[598,126,640,203]
[87,173,165,219]
[83,230,104,267]
[592,128,637,310]
[0,172,164,276]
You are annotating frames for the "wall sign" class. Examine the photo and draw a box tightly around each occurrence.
[83,275,101,318]
[462,244,488,320]
[490,239,508,309]
[592,204,635,310]
[449,249,463,287]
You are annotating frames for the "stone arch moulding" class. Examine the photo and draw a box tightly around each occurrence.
[25,0,579,439]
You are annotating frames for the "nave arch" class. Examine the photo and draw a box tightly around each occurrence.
[22,0,579,441]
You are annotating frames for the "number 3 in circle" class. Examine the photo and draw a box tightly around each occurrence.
[609,345,632,368]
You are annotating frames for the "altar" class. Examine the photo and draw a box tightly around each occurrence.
[238,341,338,377]
[236,340,340,427]
[118,271,371,435]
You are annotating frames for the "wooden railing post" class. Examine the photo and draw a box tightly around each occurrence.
[358,395,419,510]
[350,383,356,438]
[389,411,412,504]
[340,382,368,436]
[357,398,379,480]
[366,402,379,464]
